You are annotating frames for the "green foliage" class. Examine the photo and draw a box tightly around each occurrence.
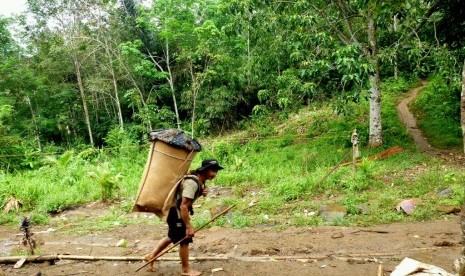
[0,0,464,231]
[87,162,123,202]
[411,76,462,149]
[0,104,24,171]
[1,77,464,229]
[229,213,253,228]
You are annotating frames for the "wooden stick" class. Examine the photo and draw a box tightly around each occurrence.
[350,229,390,234]
[340,146,403,167]
[135,204,236,272]
[2,246,451,266]
[314,150,352,189]
[0,255,229,264]
[377,264,384,276]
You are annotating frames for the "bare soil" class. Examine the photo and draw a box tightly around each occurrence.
[1,83,463,276]
[0,209,462,276]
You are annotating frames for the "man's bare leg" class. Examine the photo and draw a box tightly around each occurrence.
[145,237,171,272]
[180,243,201,276]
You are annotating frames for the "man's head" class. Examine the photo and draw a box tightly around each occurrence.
[196,158,223,180]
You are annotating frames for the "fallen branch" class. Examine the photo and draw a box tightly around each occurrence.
[1,247,456,266]
[350,229,390,234]
[340,146,403,167]
[0,255,228,264]
[314,150,352,189]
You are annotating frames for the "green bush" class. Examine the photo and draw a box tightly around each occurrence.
[411,76,461,149]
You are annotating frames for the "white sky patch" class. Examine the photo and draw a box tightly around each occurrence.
[0,0,27,17]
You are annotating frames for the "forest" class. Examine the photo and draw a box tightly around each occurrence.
[0,0,464,173]
[1,1,465,274]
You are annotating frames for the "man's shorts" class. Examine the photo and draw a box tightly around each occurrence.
[167,207,193,245]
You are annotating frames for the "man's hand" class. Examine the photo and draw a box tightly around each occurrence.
[202,188,208,197]
[186,225,195,238]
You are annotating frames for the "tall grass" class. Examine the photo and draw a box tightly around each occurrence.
[411,75,462,149]
[0,148,146,224]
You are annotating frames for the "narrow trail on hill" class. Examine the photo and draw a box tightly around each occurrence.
[396,81,464,163]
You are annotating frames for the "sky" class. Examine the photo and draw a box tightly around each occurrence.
[0,0,27,17]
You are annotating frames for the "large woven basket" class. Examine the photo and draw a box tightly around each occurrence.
[132,140,196,217]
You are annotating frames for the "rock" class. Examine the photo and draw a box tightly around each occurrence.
[357,203,370,215]
[436,187,453,197]
[331,232,344,239]
[436,205,461,214]
[396,199,416,215]
[318,204,347,222]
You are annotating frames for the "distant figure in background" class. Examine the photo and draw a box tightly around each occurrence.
[144,158,224,276]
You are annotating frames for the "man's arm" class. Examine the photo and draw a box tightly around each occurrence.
[180,197,195,237]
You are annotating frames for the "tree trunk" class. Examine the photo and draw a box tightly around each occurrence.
[461,58,465,154]
[148,41,181,130]
[25,96,42,151]
[459,201,465,275]
[393,14,398,79]
[165,40,181,130]
[367,9,382,147]
[460,58,465,276]
[105,42,124,129]
[189,61,198,138]
[73,55,94,146]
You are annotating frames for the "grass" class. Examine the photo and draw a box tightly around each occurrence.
[0,76,464,233]
[411,75,462,149]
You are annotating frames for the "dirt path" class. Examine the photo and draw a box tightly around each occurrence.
[396,81,434,153]
[396,81,464,163]
[0,213,462,276]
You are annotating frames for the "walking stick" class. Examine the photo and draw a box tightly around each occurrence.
[136,204,236,272]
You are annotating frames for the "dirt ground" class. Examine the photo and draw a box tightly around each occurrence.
[0,211,462,276]
[1,83,463,276]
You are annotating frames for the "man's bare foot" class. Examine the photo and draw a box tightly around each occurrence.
[144,254,156,272]
[147,262,156,272]
[181,270,202,276]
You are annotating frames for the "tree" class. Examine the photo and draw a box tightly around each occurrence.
[27,0,99,146]
[135,0,196,130]
[462,59,465,154]
[309,1,390,147]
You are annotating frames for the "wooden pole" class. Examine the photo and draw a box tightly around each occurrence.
[135,204,236,272]
[314,150,352,189]
[351,129,359,172]
[0,255,229,264]
[2,247,449,266]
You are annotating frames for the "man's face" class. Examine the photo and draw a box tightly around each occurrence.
[205,169,218,180]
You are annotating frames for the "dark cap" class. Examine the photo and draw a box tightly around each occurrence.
[197,158,224,172]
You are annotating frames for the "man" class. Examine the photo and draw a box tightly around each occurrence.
[145,158,224,276]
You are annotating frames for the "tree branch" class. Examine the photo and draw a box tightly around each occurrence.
[399,0,441,45]
[336,0,360,44]
[310,4,352,45]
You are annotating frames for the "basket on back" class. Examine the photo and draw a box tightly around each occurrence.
[132,129,202,218]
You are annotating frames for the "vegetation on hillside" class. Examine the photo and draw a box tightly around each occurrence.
[1,77,463,232]
[0,1,464,232]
